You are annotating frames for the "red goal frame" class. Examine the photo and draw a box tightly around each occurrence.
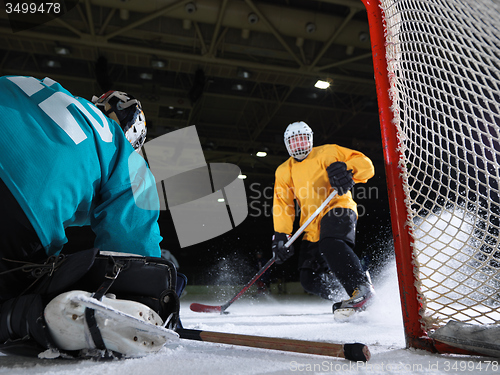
[361,0,483,355]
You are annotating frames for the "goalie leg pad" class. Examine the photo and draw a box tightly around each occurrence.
[74,254,181,328]
[0,253,184,358]
[0,253,186,356]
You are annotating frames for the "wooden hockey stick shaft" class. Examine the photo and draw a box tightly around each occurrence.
[177,327,370,362]
[190,190,338,314]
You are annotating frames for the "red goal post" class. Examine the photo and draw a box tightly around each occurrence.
[362,0,500,355]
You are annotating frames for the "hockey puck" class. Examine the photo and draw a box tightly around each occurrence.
[343,343,371,362]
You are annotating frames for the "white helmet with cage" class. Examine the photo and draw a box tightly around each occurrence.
[92,91,147,151]
[284,121,313,160]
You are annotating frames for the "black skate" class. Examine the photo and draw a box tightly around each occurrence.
[332,283,375,321]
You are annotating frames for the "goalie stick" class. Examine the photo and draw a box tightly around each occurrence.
[190,190,339,314]
[177,327,370,362]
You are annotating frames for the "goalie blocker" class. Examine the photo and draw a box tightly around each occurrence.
[0,248,186,358]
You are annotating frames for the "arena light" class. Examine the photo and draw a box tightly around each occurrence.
[43,59,61,68]
[54,46,71,55]
[238,174,247,180]
[256,151,267,157]
[231,83,246,91]
[314,79,330,89]
[237,68,252,79]
[139,72,153,80]
[151,59,166,69]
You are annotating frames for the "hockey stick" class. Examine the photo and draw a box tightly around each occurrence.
[177,327,370,362]
[189,190,338,314]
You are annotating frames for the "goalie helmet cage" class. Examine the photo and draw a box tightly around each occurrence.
[362,0,500,354]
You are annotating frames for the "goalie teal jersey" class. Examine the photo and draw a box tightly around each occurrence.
[0,76,162,257]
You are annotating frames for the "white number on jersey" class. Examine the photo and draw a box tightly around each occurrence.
[7,76,113,145]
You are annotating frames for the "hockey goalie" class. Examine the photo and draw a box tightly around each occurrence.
[0,76,185,358]
[0,250,186,359]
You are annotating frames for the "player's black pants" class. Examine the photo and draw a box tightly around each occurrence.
[0,178,46,303]
[298,208,368,299]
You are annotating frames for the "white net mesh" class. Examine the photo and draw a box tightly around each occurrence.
[380,0,500,332]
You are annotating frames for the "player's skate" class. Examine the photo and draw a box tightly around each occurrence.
[332,282,375,322]
[44,290,179,358]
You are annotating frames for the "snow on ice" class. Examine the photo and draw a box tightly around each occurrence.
[0,259,498,374]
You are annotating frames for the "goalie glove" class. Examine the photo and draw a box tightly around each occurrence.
[271,232,294,264]
[326,161,355,196]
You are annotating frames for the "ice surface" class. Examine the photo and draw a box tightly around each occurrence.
[0,260,498,374]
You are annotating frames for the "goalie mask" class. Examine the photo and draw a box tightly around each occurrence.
[284,121,313,160]
[92,91,146,151]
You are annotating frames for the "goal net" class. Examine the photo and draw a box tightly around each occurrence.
[363,0,500,353]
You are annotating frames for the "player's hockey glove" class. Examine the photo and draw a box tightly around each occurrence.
[326,161,355,196]
[272,232,294,264]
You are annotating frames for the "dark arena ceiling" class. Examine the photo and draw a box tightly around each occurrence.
[0,0,385,184]
[0,0,394,275]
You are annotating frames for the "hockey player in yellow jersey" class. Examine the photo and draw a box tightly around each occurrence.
[272,121,375,320]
